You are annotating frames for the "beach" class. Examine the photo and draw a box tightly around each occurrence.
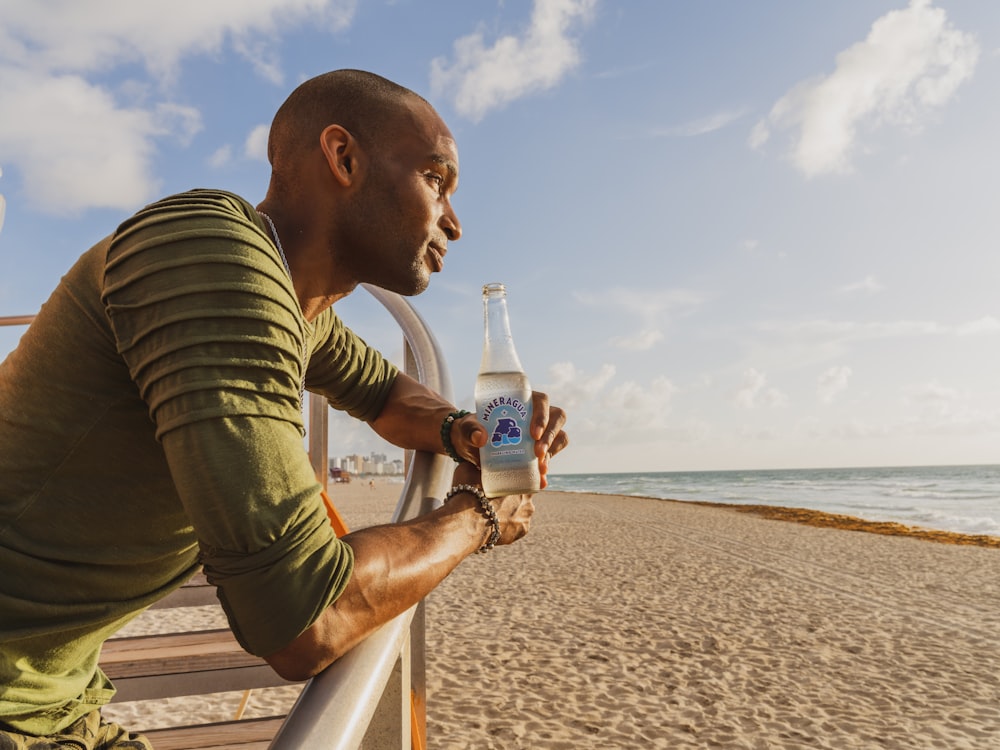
[106,482,1000,749]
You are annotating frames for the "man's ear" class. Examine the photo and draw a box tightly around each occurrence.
[319,124,361,187]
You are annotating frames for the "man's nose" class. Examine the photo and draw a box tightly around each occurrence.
[441,203,462,242]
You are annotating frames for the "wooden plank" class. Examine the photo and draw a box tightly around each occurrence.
[149,584,216,609]
[142,716,286,750]
[101,629,296,702]
[110,663,292,702]
[150,572,216,609]
[102,630,254,678]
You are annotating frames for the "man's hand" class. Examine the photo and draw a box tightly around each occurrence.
[367,374,568,487]
[450,392,568,488]
[452,461,534,545]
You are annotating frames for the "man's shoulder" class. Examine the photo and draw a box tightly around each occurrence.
[108,189,269,265]
[158,188,255,214]
[103,188,281,300]
[118,189,256,232]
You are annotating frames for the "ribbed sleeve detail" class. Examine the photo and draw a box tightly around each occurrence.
[102,191,306,438]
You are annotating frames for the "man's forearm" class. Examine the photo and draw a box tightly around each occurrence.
[367,371,455,454]
[263,492,484,680]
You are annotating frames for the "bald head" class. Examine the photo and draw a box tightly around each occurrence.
[255,69,461,305]
[267,69,428,168]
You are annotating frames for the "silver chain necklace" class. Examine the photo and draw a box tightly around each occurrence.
[258,210,307,412]
[258,210,291,275]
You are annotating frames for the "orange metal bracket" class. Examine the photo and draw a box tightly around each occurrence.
[320,489,350,538]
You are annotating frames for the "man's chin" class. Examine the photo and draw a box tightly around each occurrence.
[374,273,430,297]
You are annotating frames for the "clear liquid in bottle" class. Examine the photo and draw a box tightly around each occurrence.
[475,283,540,497]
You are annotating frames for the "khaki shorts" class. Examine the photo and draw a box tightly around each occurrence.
[0,711,151,750]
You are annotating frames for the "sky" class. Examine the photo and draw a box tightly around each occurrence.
[1,0,999,474]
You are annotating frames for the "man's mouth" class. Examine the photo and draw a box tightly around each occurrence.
[428,244,445,272]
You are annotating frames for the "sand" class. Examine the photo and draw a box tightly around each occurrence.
[104,481,1000,749]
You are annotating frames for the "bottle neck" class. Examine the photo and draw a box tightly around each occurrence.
[480,290,524,373]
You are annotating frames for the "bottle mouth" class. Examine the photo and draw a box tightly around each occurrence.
[483,282,506,295]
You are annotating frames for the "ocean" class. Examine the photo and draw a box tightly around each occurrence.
[546,464,1000,538]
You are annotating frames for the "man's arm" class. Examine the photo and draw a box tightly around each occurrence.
[366,371,465,453]
[264,463,532,680]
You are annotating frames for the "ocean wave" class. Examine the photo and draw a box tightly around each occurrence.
[837,501,922,514]
[905,510,1000,536]
[881,487,999,501]
[547,467,1000,537]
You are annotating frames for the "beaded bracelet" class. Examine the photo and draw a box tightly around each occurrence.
[440,410,471,463]
[445,483,501,553]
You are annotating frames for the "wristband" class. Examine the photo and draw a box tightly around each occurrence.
[445,483,501,553]
[440,410,471,463]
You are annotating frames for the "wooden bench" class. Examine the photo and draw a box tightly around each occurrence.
[147,572,216,610]
[100,572,296,748]
[101,628,293,703]
[142,716,286,750]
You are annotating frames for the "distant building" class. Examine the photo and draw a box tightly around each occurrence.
[328,452,405,477]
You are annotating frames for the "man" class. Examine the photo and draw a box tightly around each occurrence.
[0,69,568,747]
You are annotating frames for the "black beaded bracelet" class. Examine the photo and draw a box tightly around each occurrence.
[440,410,471,463]
[445,483,501,553]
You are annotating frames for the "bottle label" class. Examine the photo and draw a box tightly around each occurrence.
[479,397,533,465]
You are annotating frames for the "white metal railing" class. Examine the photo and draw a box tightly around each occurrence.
[2,282,455,749]
[270,283,454,749]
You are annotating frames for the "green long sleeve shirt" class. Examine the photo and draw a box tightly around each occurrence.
[0,190,399,735]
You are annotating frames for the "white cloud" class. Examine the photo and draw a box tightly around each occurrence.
[588,287,704,318]
[838,275,884,294]
[208,145,233,169]
[903,379,961,418]
[653,109,748,137]
[0,0,356,78]
[574,286,704,351]
[545,361,616,411]
[820,420,892,440]
[0,67,198,213]
[543,362,678,436]
[955,316,1000,336]
[734,368,788,409]
[747,120,770,151]
[430,0,597,121]
[737,425,782,442]
[244,124,270,161]
[608,376,676,411]
[755,318,946,343]
[594,62,654,80]
[818,365,852,404]
[204,123,268,171]
[0,0,357,213]
[904,379,959,403]
[750,0,979,176]
[757,316,997,343]
[610,329,663,352]
[735,315,1000,378]
[604,376,678,432]
[745,317,946,372]
[231,35,285,87]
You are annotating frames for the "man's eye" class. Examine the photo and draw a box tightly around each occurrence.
[425,172,444,188]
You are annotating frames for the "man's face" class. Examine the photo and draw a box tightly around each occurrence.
[342,99,462,296]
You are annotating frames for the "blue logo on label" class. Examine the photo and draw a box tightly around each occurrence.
[490,409,523,447]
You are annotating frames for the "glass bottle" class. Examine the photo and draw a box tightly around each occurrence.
[474,283,540,497]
